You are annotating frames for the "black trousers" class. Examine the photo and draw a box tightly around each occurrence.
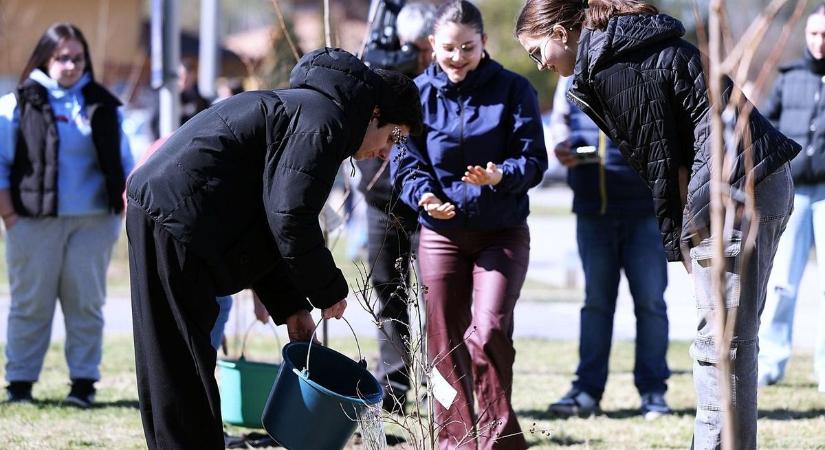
[365,200,418,394]
[126,202,223,450]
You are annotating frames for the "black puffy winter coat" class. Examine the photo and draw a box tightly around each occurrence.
[127,48,388,321]
[568,14,800,261]
[761,51,825,186]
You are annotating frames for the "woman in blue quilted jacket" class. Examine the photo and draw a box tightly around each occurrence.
[515,1,799,450]
[392,1,547,448]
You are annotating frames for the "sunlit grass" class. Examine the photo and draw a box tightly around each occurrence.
[1,337,823,449]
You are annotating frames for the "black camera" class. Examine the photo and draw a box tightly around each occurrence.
[361,0,420,77]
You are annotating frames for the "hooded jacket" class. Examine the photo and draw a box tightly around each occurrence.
[567,14,800,261]
[393,56,548,231]
[761,50,825,185]
[127,48,387,321]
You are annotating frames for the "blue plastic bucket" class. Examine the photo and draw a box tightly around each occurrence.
[262,341,384,449]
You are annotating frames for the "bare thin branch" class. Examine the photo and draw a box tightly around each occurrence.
[269,0,301,62]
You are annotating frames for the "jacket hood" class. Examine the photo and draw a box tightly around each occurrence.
[778,49,825,75]
[289,47,387,156]
[576,14,684,80]
[29,69,91,98]
[421,54,503,94]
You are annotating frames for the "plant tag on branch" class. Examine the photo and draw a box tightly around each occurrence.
[431,367,458,409]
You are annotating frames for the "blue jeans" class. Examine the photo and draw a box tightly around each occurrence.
[572,214,670,399]
[689,164,793,450]
[210,296,233,351]
[758,182,825,383]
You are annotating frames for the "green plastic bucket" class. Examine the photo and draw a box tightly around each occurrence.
[262,318,383,449]
[218,357,280,428]
[217,321,281,428]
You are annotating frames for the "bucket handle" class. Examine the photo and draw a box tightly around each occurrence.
[303,316,364,378]
[238,319,282,363]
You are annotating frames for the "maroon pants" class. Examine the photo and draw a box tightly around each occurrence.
[419,225,530,450]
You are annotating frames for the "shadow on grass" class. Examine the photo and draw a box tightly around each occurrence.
[34,398,140,409]
[386,434,407,446]
[519,407,696,420]
[527,433,599,447]
[758,408,825,420]
[602,407,695,419]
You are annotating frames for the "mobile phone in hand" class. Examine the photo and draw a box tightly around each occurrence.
[574,146,601,164]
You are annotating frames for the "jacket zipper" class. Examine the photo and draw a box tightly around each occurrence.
[459,95,466,225]
[567,89,611,135]
[598,131,607,215]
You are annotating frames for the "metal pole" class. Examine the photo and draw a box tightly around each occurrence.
[199,0,219,100]
[156,0,180,137]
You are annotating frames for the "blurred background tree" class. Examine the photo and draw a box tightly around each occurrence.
[477,0,809,111]
[142,0,813,109]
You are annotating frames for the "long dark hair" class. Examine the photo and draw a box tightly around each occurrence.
[515,0,658,38]
[19,22,94,86]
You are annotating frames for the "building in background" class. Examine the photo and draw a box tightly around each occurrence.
[0,0,142,93]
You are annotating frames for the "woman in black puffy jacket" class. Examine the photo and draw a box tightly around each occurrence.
[515,1,799,449]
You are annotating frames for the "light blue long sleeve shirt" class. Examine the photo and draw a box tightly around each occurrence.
[0,70,134,216]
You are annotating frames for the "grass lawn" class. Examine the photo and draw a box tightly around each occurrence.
[1,336,823,449]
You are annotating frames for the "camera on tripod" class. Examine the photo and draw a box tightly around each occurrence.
[361,0,420,77]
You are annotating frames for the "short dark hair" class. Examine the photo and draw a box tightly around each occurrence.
[20,23,94,86]
[373,68,424,136]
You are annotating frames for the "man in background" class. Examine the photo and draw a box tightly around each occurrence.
[547,76,671,420]
[358,1,435,413]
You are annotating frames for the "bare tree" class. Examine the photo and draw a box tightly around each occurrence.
[703,1,807,449]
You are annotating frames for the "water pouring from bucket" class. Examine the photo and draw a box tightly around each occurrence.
[262,317,386,450]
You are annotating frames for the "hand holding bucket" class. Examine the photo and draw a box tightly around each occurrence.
[285,298,347,342]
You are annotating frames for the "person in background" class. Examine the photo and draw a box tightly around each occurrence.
[0,23,134,407]
[214,77,245,104]
[547,76,671,419]
[393,2,547,448]
[177,57,209,125]
[127,48,422,449]
[516,1,798,448]
[397,1,437,75]
[150,57,210,140]
[357,0,436,413]
[758,3,825,392]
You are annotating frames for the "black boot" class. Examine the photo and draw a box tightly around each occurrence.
[64,378,96,408]
[6,381,34,403]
